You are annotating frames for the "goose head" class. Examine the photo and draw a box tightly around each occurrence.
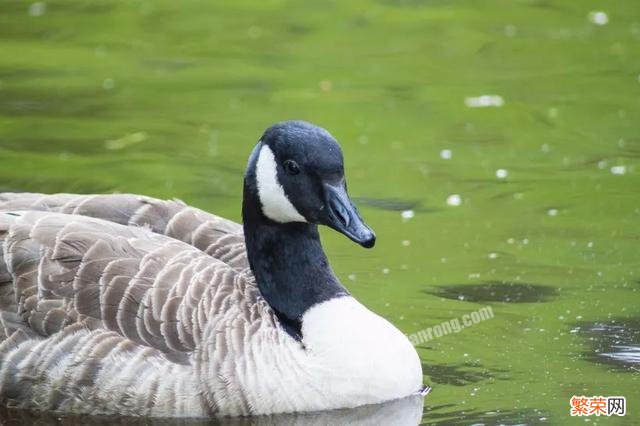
[245,120,376,248]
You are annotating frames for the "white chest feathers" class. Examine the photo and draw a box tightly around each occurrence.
[300,296,423,407]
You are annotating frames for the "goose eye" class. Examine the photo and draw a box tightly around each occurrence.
[283,160,300,175]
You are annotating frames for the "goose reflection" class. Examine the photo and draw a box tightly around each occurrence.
[0,395,424,426]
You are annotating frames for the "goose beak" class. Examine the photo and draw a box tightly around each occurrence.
[322,183,376,248]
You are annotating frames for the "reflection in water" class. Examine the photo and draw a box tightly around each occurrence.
[0,396,423,426]
[427,281,558,303]
[575,318,640,370]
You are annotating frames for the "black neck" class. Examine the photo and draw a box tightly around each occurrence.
[242,150,348,338]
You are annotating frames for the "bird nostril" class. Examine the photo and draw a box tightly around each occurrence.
[330,199,350,228]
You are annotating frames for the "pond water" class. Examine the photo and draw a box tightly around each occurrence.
[1,0,639,424]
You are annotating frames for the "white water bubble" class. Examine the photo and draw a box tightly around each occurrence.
[547,208,558,216]
[446,194,462,206]
[610,165,627,175]
[401,210,415,221]
[401,240,411,247]
[382,268,390,274]
[440,149,452,160]
[464,95,504,108]
[488,252,498,259]
[29,2,46,16]
[347,274,356,281]
[588,11,609,26]
[496,168,508,179]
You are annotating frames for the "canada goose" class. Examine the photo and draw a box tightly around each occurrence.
[0,121,424,418]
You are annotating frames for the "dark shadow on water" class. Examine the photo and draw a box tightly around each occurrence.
[0,395,424,426]
[425,281,558,303]
[573,317,640,371]
[422,363,508,386]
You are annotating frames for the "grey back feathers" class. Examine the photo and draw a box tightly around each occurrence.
[0,193,279,416]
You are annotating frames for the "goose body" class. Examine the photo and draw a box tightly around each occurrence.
[0,121,423,417]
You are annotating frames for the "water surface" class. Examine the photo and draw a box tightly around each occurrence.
[0,0,639,424]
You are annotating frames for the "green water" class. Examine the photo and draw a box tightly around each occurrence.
[1,0,639,424]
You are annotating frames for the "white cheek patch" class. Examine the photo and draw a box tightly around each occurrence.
[255,144,307,223]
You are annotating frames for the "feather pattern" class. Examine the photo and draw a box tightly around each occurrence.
[0,207,303,416]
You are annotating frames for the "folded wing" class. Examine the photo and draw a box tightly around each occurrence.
[0,193,248,271]
[0,210,257,358]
